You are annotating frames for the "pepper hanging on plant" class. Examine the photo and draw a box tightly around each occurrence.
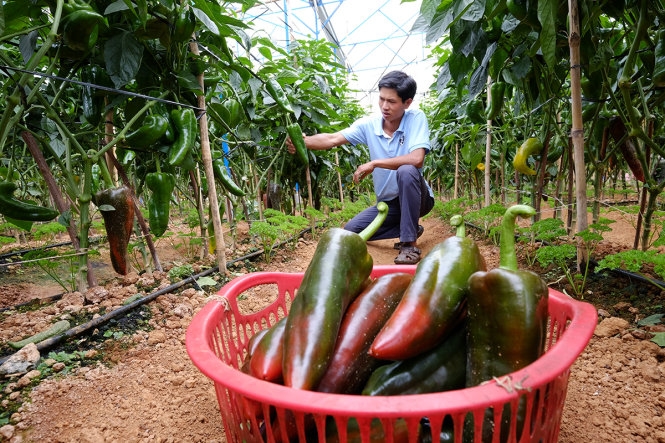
[466,98,486,124]
[61,3,108,52]
[212,155,245,197]
[94,185,135,275]
[168,107,197,167]
[283,202,389,391]
[512,137,543,175]
[485,81,506,121]
[265,77,294,113]
[145,162,176,238]
[0,182,59,222]
[125,114,170,149]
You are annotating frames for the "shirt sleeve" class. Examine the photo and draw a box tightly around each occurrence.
[407,110,431,154]
[340,116,373,146]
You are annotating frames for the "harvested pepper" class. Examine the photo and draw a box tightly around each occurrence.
[94,186,135,275]
[370,215,485,360]
[249,317,287,383]
[316,272,413,394]
[512,137,543,175]
[145,172,176,237]
[466,205,548,442]
[283,202,389,390]
[286,122,309,167]
[362,321,466,396]
[125,115,170,149]
[0,182,59,222]
[168,108,197,167]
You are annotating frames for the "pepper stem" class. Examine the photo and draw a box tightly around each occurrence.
[499,204,536,270]
[450,214,465,237]
[358,201,389,242]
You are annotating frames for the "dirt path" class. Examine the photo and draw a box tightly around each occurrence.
[1,211,664,442]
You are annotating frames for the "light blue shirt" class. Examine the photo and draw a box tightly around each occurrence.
[341,108,432,202]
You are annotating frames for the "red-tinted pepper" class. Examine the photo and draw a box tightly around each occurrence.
[283,202,389,390]
[370,215,485,360]
[362,321,466,396]
[249,317,286,383]
[94,186,135,275]
[316,273,412,394]
[608,116,646,182]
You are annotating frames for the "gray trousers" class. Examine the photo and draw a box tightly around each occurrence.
[344,165,434,242]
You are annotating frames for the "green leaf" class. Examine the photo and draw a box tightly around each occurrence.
[637,314,664,327]
[196,276,217,287]
[651,332,665,347]
[537,0,557,69]
[104,31,143,89]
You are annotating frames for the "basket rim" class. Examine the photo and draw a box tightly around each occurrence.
[186,267,598,417]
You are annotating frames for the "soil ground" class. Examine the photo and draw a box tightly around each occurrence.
[1,203,665,443]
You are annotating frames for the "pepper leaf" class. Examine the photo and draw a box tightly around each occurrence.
[104,31,143,89]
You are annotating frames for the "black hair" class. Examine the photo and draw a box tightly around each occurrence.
[378,71,417,102]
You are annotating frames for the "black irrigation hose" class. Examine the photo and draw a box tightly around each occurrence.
[0,228,314,365]
[0,292,65,314]
[0,236,105,262]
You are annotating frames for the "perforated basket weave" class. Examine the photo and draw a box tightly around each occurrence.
[186,265,597,443]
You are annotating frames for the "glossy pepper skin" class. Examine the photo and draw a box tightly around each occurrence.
[316,273,412,394]
[370,215,485,361]
[212,158,245,196]
[512,137,543,175]
[0,182,59,222]
[62,7,107,52]
[145,172,176,237]
[466,98,486,124]
[362,321,466,396]
[485,81,506,121]
[466,205,548,385]
[81,66,103,126]
[465,205,548,443]
[286,123,309,167]
[168,108,197,167]
[283,202,389,390]
[249,317,287,382]
[125,115,169,149]
[608,116,646,182]
[94,186,135,275]
[172,7,196,43]
[265,77,294,113]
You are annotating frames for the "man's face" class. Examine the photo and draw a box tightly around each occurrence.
[378,87,412,124]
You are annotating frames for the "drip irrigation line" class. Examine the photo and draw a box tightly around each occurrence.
[0,236,104,262]
[0,227,313,365]
[0,292,65,314]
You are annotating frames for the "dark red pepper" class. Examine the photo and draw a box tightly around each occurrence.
[94,186,135,275]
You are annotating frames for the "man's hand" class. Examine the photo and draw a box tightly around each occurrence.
[285,133,305,155]
[353,162,374,184]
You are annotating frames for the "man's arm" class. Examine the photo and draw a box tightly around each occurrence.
[286,131,348,153]
[353,148,426,183]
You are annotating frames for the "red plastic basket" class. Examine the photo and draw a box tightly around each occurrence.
[186,265,597,443]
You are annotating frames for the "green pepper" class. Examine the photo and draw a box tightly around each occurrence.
[316,273,413,394]
[172,6,196,43]
[125,115,170,149]
[362,321,466,396]
[62,7,107,52]
[653,29,665,87]
[283,202,389,390]
[485,81,506,121]
[145,172,176,238]
[212,158,245,196]
[0,182,59,222]
[370,215,485,361]
[286,122,309,167]
[94,186,135,275]
[465,204,549,442]
[168,108,197,167]
[81,66,103,126]
[466,98,486,124]
[512,137,543,175]
[248,317,287,383]
[265,77,294,113]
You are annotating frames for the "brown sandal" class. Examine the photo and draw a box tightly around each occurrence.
[393,225,425,250]
[394,246,421,265]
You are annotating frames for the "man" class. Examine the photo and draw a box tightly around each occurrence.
[286,70,434,264]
